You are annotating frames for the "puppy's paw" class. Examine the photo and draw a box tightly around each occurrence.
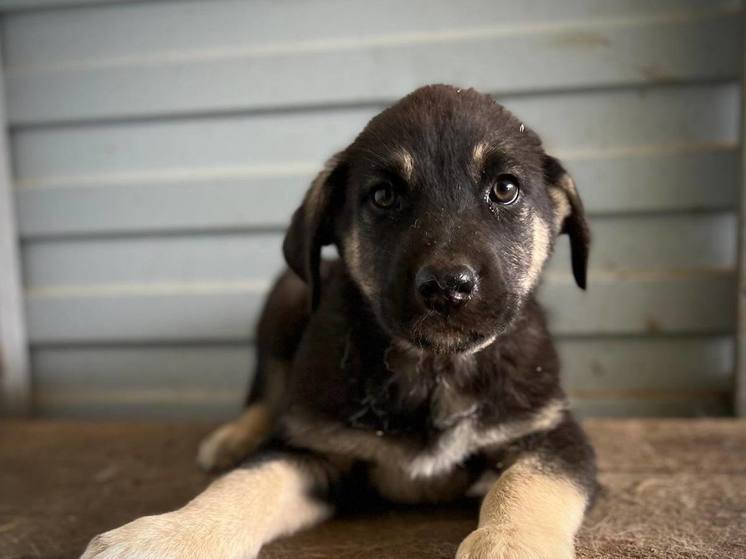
[81,511,254,559]
[455,526,574,559]
[81,512,189,559]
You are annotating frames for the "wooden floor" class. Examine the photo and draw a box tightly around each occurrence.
[1,419,744,559]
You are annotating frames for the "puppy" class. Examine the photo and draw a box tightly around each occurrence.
[83,85,596,559]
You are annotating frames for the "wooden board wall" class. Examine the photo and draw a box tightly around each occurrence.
[0,0,742,418]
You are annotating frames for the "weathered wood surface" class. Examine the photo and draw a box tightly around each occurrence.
[0,419,744,559]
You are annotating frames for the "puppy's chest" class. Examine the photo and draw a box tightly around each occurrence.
[343,347,479,436]
[311,349,494,477]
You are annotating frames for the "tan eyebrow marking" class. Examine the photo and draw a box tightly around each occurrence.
[471,141,491,180]
[392,149,415,181]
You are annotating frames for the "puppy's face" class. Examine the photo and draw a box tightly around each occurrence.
[284,85,589,354]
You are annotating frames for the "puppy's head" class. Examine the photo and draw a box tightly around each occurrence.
[284,85,589,354]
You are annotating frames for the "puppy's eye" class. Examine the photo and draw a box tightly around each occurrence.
[489,174,520,205]
[370,184,399,209]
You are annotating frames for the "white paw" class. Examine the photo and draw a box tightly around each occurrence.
[197,422,260,473]
[81,511,255,559]
[82,513,188,559]
[455,526,574,559]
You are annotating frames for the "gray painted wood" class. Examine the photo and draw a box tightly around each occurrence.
[4,0,736,64]
[4,1,741,124]
[4,0,741,419]
[24,272,736,344]
[29,337,732,420]
[12,84,740,183]
[30,337,733,398]
[21,212,737,288]
[559,337,734,393]
[15,147,739,238]
[570,397,730,418]
[0,42,30,415]
[0,0,122,10]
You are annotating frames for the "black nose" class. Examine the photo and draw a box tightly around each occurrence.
[415,265,477,312]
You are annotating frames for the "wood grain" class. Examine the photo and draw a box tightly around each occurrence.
[0,419,743,558]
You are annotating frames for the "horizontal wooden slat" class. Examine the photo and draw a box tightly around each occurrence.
[32,344,253,392]
[5,1,735,63]
[571,395,730,417]
[21,212,736,288]
[32,344,250,417]
[30,336,733,419]
[23,232,286,288]
[552,212,736,273]
[16,175,307,238]
[542,272,735,336]
[558,336,733,392]
[25,283,270,344]
[0,0,123,11]
[33,389,243,420]
[12,83,739,185]
[15,147,739,238]
[566,146,739,215]
[23,272,736,344]
[5,4,741,124]
[30,336,733,397]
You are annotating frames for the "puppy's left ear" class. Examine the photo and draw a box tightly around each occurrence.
[543,155,590,290]
[283,152,348,310]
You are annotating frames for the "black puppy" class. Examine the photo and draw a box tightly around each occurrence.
[84,85,596,559]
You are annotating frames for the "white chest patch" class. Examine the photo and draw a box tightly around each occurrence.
[405,398,565,478]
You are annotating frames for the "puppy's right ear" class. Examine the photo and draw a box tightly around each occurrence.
[283,152,347,310]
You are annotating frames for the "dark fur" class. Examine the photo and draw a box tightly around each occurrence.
[247,85,596,505]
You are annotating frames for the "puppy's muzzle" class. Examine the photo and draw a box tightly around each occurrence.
[415,264,477,314]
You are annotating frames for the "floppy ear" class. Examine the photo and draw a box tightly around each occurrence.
[543,155,590,290]
[283,152,347,310]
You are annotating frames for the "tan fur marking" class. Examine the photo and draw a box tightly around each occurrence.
[471,141,490,180]
[549,172,578,234]
[341,224,377,299]
[456,456,586,559]
[519,213,550,295]
[407,398,565,478]
[197,356,290,472]
[558,173,578,196]
[549,186,571,233]
[82,460,331,559]
[464,334,498,355]
[197,403,273,472]
[393,149,415,181]
[300,152,344,238]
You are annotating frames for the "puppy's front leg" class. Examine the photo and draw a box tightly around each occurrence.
[82,453,335,559]
[457,418,596,559]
